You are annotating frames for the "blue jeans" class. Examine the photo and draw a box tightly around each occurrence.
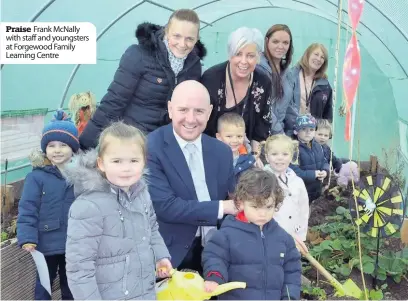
[34,254,73,300]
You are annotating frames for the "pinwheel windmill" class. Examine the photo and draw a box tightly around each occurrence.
[349,173,405,285]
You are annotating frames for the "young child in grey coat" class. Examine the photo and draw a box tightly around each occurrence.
[63,121,172,300]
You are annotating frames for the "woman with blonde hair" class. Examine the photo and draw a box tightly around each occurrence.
[286,43,333,135]
[79,9,206,150]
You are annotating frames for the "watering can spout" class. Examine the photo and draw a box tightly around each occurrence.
[211,281,246,296]
[156,269,246,300]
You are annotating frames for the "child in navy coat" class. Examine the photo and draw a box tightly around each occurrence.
[17,110,79,300]
[202,168,301,300]
[216,113,256,181]
[290,114,330,202]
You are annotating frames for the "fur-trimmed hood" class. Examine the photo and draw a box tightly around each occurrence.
[135,22,207,59]
[61,149,147,197]
[29,148,50,168]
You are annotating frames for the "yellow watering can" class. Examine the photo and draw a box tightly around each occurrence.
[156,269,246,300]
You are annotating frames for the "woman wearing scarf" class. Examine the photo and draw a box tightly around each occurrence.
[80,9,206,150]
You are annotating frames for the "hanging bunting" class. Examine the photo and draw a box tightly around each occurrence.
[348,0,365,29]
[343,0,365,141]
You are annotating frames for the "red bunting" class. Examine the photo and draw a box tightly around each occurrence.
[343,0,364,141]
[348,0,365,29]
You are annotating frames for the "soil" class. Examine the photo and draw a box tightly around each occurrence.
[303,175,408,300]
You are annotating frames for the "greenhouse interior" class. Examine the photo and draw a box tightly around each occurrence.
[1,0,408,300]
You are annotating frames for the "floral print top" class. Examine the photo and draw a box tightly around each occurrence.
[201,61,273,142]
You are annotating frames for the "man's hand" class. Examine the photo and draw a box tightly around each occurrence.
[204,280,219,293]
[223,200,238,215]
[156,258,173,278]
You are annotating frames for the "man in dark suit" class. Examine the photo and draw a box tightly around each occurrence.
[147,80,237,274]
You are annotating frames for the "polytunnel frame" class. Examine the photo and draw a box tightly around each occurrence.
[54,0,408,108]
[0,0,406,176]
[0,0,407,102]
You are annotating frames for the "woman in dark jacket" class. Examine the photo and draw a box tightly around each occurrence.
[80,9,206,150]
[202,27,273,158]
[285,43,333,135]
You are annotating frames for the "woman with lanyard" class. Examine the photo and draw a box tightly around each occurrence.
[201,27,273,165]
[79,9,206,150]
[285,43,333,135]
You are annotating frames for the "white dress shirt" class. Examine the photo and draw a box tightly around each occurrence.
[173,130,224,236]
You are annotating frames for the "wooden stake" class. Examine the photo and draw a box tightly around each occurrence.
[1,185,15,218]
[369,155,378,174]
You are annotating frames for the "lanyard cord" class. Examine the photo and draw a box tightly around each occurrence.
[278,174,288,187]
[226,62,252,116]
[302,69,315,108]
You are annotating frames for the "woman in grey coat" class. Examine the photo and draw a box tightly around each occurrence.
[63,122,171,300]
[256,24,295,135]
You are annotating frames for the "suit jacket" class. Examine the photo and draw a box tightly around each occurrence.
[146,124,236,267]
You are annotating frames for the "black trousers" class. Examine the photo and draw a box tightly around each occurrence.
[177,237,203,275]
[34,254,73,300]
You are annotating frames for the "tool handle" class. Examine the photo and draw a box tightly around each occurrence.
[303,252,344,292]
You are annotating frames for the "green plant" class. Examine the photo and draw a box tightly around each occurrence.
[309,206,408,282]
[301,284,327,300]
[1,231,8,242]
[359,288,384,300]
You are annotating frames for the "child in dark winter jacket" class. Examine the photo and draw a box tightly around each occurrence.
[315,119,360,188]
[290,114,330,202]
[315,119,342,173]
[216,113,256,181]
[63,121,171,300]
[202,168,301,300]
[17,110,78,300]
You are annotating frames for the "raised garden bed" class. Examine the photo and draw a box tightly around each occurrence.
[302,174,408,300]
[1,186,61,300]
[1,239,61,300]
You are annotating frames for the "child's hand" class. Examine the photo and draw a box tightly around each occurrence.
[316,170,327,181]
[204,280,219,293]
[22,243,36,252]
[156,258,173,278]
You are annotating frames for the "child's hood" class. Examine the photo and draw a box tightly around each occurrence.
[61,148,108,196]
[28,148,50,168]
[28,148,64,178]
[62,149,149,198]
